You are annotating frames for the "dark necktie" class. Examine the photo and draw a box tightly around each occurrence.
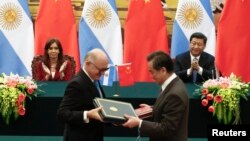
[192,58,198,83]
[94,81,103,98]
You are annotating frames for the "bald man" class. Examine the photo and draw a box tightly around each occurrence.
[57,48,109,141]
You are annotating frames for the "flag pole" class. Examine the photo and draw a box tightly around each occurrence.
[113,65,119,97]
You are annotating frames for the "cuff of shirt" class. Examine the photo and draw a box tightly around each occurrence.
[187,68,192,76]
[138,119,143,128]
[198,67,203,75]
[83,111,89,123]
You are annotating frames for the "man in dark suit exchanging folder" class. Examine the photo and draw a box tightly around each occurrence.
[57,48,109,141]
[122,51,189,141]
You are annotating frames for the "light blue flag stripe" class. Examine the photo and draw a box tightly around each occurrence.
[0,0,34,76]
[200,0,214,21]
[18,0,31,19]
[170,21,189,58]
[0,32,29,75]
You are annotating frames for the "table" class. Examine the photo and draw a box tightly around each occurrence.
[0,82,249,138]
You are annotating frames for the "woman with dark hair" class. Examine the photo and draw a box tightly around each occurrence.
[34,38,73,81]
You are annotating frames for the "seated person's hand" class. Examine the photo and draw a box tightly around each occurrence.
[59,61,68,73]
[191,61,200,71]
[59,61,68,79]
[87,106,103,121]
[42,62,51,80]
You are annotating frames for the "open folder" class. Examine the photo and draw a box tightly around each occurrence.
[93,98,137,123]
[134,106,153,119]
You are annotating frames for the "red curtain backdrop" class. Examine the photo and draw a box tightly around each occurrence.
[117,63,134,87]
[216,0,250,82]
[123,0,169,82]
[34,0,80,71]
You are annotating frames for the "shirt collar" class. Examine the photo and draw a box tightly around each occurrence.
[82,66,94,82]
[161,73,177,92]
[190,53,200,61]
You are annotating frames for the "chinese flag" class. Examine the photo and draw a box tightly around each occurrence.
[117,63,134,87]
[124,0,169,82]
[34,0,80,71]
[216,1,250,82]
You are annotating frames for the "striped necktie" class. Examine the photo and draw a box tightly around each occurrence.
[94,80,103,98]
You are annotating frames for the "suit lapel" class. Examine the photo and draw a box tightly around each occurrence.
[79,70,101,98]
[198,52,209,67]
[153,78,179,112]
[184,52,191,68]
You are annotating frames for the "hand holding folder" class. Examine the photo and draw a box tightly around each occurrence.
[93,98,137,123]
[135,104,153,119]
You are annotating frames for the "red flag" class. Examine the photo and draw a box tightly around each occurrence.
[216,1,250,82]
[124,0,169,82]
[117,63,134,87]
[34,0,80,71]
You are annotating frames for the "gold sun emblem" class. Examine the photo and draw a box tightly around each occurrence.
[85,1,112,29]
[177,1,203,29]
[109,106,118,112]
[0,2,22,30]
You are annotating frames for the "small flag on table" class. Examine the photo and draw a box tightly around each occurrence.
[117,63,134,87]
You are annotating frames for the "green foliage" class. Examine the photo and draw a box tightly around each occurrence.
[0,73,39,125]
[196,73,250,125]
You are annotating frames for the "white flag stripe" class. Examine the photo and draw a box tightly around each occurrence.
[82,0,123,65]
[79,0,123,86]
[0,0,34,75]
[175,0,215,55]
[102,67,110,85]
[1,27,34,75]
[171,0,215,58]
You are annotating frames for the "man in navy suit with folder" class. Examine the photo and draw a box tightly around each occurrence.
[174,32,215,83]
[122,51,189,141]
[57,48,109,141]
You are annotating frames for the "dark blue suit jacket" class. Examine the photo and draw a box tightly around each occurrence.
[174,51,215,83]
[57,69,105,141]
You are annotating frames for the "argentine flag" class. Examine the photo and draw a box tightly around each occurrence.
[78,0,123,86]
[0,0,34,76]
[171,0,215,58]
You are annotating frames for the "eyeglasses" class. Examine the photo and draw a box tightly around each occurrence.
[90,61,109,73]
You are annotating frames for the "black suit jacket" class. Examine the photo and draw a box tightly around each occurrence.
[57,69,105,141]
[174,51,215,83]
[140,77,189,141]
